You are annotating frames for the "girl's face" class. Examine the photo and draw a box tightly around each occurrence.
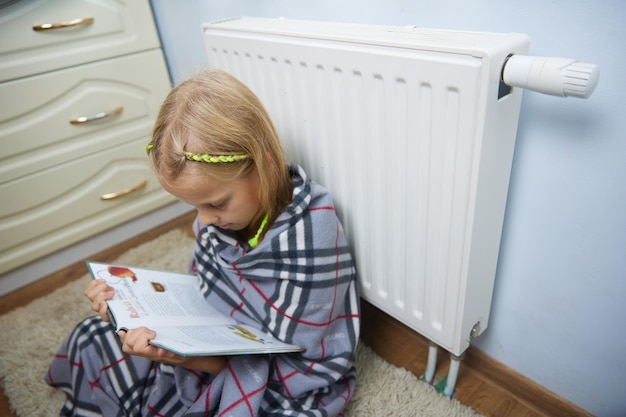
[160,169,262,232]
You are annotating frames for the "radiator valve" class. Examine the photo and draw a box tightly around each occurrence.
[470,321,481,338]
[502,55,599,99]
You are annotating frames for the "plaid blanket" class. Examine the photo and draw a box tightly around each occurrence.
[46,165,360,416]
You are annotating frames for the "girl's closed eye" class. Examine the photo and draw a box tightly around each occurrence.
[210,199,228,209]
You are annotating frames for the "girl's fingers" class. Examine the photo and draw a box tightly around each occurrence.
[121,328,179,363]
[122,327,157,354]
[84,279,115,316]
[98,299,110,321]
[84,279,106,299]
[85,279,114,299]
[90,291,109,314]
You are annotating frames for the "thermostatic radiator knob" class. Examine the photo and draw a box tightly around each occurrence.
[502,55,599,98]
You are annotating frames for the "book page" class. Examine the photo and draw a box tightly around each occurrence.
[86,261,304,356]
[150,324,305,356]
[87,262,234,330]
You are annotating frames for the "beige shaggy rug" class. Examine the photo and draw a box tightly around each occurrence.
[0,229,483,417]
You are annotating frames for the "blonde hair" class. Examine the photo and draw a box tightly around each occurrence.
[148,69,292,231]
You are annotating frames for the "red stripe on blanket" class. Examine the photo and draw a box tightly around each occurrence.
[218,363,267,416]
[89,354,131,389]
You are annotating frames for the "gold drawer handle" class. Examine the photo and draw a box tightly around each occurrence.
[33,16,94,32]
[101,179,148,201]
[70,105,123,125]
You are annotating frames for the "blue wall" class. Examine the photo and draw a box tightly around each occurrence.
[150,1,626,415]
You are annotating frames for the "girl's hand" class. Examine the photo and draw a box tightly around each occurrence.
[118,326,172,361]
[119,327,229,374]
[84,279,115,322]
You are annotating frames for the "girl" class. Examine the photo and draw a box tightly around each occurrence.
[45,69,361,416]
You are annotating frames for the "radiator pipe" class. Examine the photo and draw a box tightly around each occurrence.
[443,353,464,398]
[422,342,438,384]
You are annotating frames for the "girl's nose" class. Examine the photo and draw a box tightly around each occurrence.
[198,209,218,226]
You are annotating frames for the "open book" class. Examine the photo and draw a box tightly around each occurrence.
[86,261,304,357]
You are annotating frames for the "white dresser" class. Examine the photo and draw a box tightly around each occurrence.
[0,0,178,278]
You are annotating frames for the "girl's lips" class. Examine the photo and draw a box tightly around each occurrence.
[219,223,232,230]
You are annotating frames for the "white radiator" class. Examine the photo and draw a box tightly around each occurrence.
[202,17,529,357]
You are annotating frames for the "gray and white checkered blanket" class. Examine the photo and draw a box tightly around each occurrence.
[46,165,360,416]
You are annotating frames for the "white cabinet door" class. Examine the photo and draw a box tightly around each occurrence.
[0,0,161,81]
[0,49,171,182]
[0,138,176,274]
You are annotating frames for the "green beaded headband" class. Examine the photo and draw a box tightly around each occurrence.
[184,152,249,163]
[146,143,248,163]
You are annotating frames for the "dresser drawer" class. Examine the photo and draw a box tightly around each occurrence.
[0,49,171,183]
[0,138,176,274]
[0,0,161,82]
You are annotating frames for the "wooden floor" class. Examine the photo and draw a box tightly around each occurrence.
[0,212,592,417]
